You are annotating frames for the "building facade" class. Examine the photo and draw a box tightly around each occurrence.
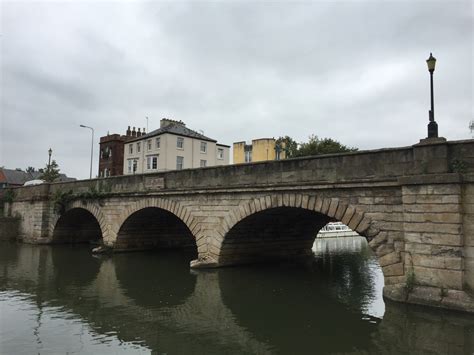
[123,119,230,174]
[99,127,144,177]
[233,138,286,164]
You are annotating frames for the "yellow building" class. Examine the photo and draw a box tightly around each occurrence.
[233,138,286,164]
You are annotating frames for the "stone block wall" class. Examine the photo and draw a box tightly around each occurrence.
[399,175,473,311]
[8,200,52,243]
[463,181,474,292]
[0,217,20,241]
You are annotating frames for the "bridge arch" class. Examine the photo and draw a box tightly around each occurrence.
[50,201,107,244]
[213,193,400,287]
[114,198,198,253]
[226,194,378,238]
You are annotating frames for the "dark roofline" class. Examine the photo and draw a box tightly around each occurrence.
[127,131,217,143]
[216,143,231,148]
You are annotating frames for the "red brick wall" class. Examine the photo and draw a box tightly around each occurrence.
[98,136,130,177]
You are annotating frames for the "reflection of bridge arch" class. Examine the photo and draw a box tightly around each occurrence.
[114,251,196,307]
[218,265,380,354]
[50,202,106,243]
[217,193,399,285]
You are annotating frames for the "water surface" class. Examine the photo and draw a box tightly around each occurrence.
[0,239,472,354]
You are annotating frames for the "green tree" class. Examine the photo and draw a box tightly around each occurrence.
[275,136,298,158]
[295,135,357,157]
[39,160,60,182]
[26,166,36,173]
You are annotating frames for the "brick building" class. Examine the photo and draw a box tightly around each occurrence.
[99,127,145,177]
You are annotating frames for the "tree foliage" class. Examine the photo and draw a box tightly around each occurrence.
[26,166,36,173]
[275,136,298,158]
[295,135,357,157]
[295,134,357,157]
[39,160,60,182]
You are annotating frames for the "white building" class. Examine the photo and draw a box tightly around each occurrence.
[123,119,230,174]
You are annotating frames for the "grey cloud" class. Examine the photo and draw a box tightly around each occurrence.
[1,1,472,179]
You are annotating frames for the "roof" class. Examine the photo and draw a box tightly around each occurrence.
[0,168,76,185]
[0,169,32,185]
[127,123,218,143]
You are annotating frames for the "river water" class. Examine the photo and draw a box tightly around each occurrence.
[0,238,472,354]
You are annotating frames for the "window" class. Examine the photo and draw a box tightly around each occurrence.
[147,140,152,151]
[200,142,207,153]
[102,147,112,159]
[155,137,160,149]
[129,144,133,154]
[177,137,184,149]
[128,159,138,173]
[200,159,207,167]
[176,156,184,170]
[147,155,158,170]
[245,150,252,163]
[137,142,141,153]
[217,148,224,160]
[104,168,109,177]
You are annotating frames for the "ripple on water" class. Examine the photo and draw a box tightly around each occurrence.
[0,290,151,354]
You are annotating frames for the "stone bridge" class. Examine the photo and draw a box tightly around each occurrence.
[4,138,474,312]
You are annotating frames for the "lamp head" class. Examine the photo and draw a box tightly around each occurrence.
[426,52,436,72]
[48,148,52,156]
[80,124,86,128]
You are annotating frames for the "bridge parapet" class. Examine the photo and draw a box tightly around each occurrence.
[6,139,472,200]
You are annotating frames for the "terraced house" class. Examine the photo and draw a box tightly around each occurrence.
[123,119,230,174]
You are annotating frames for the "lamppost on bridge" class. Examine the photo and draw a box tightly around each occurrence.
[426,52,438,138]
[80,124,94,179]
[48,148,52,172]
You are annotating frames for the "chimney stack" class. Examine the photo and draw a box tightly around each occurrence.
[132,127,137,137]
[126,126,131,136]
[160,118,186,128]
[137,128,141,137]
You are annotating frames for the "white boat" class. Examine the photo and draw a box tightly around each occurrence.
[316,222,359,238]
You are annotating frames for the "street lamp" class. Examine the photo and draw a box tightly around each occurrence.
[80,125,94,179]
[426,52,438,138]
[48,148,52,171]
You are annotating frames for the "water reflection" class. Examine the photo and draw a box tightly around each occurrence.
[0,241,472,354]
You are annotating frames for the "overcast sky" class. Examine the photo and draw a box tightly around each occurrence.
[1,0,472,179]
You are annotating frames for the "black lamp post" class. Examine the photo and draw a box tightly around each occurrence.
[426,53,438,138]
[48,148,52,171]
